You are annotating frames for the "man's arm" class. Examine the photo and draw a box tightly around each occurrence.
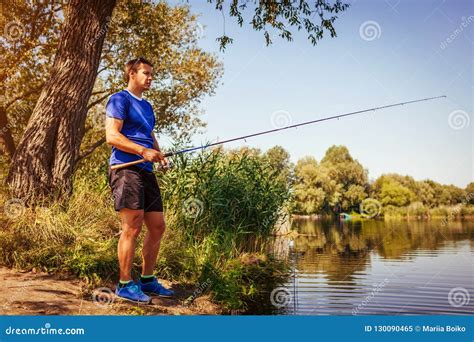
[105,117,162,162]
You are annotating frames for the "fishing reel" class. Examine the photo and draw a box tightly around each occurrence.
[156,159,175,172]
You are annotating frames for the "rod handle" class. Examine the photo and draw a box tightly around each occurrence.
[110,152,174,171]
[110,159,146,170]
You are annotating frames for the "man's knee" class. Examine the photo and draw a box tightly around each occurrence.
[121,211,144,239]
[122,224,142,239]
[148,220,166,236]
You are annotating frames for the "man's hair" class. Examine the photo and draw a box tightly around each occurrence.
[124,57,153,82]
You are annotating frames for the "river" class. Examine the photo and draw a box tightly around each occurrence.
[268,218,473,315]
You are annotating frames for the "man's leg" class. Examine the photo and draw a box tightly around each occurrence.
[142,211,166,276]
[118,208,144,281]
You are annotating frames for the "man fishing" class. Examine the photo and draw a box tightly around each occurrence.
[105,57,174,303]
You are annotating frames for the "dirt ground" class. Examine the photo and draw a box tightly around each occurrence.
[0,267,221,315]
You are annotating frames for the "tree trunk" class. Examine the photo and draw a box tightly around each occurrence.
[7,0,116,201]
[0,106,16,159]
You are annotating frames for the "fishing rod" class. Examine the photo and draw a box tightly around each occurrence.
[110,95,446,170]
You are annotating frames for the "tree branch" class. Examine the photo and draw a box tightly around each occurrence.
[76,136,106,163]
[87,91,114,109]
[5,84,45,109]
[91,89,109,96]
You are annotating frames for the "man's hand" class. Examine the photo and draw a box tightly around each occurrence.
[142,148,162,163]
[142,148,168,166]
[158,152,169,167]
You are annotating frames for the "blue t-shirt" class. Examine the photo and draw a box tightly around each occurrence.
[106,90,155,172]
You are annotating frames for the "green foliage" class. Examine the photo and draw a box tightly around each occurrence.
[201,252,288,312]
[207,0,350,49]
[93,1,223,139]
[406,201,429,218]
[291,146,469,217]
[379,178,415,207]
[0,178,119,282]
[371,174,469,209]
[262,145,293,186]
[1,1,63,147]
[293,145,368,214]
[293,156,325,214]
[466,183,474,205]
[159,147,291,243]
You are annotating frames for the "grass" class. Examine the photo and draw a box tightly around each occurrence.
[0,147,291,313]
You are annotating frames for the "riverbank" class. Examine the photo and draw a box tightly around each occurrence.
[0,266,220,315]
[291,204,474,221]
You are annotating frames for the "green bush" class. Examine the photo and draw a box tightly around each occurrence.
[460,205,474,217]
[382,205,407,218]
[429,206,450,217]
[160,149,290,242]
[407,201,429,218]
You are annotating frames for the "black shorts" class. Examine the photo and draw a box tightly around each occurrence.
[108,165,164,212]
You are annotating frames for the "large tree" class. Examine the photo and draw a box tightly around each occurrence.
[293,146,369,214]
[7,0,117,201]
[1,1,223,171]
[293,156,327,214]
[320,145,368,210]
[5,0,349,201]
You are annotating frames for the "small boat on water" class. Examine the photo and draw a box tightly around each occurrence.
[339,213,352,221]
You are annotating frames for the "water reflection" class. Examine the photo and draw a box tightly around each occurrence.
[269,218,474,315]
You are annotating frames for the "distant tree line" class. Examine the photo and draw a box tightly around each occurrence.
[260,145,473,215]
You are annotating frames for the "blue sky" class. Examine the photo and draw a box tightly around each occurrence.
[164,0,472,188]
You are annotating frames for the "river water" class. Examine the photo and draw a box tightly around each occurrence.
[269,218,473,315]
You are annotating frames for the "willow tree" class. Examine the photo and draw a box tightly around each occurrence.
[6,0,349,201]
[6,0,116,200]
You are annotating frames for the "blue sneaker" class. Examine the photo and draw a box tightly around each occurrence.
[139,277,175,297]
[115,281,152,303]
